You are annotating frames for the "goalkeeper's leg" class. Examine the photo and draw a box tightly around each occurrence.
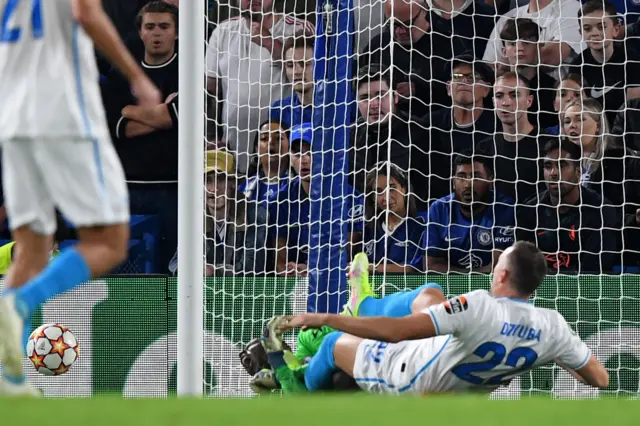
[345,253,445,317]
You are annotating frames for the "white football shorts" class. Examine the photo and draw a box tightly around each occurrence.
[1,135,130,235]
[352,335,452,395]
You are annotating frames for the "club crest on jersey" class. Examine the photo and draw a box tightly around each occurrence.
[444,296,468,315]
[477,229,492,246]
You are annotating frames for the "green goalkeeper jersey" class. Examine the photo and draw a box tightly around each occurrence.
[295,326,335,361]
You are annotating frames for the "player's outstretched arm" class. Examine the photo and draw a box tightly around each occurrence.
[281,313,437,343]
[562,356,609,390]
[72,0,161,106]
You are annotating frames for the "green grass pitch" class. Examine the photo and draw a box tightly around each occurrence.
[1,395,639,426]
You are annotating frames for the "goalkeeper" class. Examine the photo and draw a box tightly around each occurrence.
[240,324,357,393]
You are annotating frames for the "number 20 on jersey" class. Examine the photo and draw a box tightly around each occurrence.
[1,0,43,43]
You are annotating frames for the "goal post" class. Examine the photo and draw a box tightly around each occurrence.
[177,0,205,398]
[308,0,355,313]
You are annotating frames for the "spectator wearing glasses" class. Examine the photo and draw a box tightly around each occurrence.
[360,0,451,117]
[270,36,315,130]
[361,163,427,273]
[516,139,617,274]
[272,124,364,277]
[567,0,640,126]
[429,53,497,201]
[239,120,290,205]
[499,18,557,129]
[352,65,431,207]
[425,153,515,274]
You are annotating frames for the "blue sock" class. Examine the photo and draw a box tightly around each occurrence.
[22,319,31,355]
[13,248,91,319]
[304,331,343,391]
[358,283,443,318]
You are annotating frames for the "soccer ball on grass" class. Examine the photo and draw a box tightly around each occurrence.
[26,324,79,376]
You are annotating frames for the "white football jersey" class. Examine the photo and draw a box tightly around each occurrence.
[0,0,108,139]
[410,290,591,393]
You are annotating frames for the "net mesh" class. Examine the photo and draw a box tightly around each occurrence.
[202,0,640,398]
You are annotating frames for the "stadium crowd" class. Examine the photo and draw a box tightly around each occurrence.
[4,0,640,277]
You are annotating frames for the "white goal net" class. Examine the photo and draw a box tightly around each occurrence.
[202,0,640,398]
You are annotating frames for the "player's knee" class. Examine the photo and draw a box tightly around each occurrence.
[411,283,445,313]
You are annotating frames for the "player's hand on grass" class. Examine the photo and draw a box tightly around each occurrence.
[131,74,162,107]
[249,369,278,394]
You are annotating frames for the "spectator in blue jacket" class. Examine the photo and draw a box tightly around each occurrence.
[271,123,364,276]
[239,120,291,205]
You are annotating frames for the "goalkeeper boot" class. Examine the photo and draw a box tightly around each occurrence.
[0,379,41,397]
[0,293,26,385]
[342,252,375,317]
[260,316,287,354]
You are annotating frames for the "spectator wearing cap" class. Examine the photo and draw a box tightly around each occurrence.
[425,153,515,274]
[270,36,315,130]
[499,18,557,129]
[428,53,497,201]
[361,162,427,274]
[169,150,268,276]
[271,124,364,277]
[360,0,451,117]
[351,64,431,208]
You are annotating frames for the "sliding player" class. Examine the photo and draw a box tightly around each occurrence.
[0,0,161,395]
[265,243,610,394]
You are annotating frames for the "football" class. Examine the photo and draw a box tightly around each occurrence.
[26,324,79,376]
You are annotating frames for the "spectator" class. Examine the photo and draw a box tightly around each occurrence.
[500,18,557,129]
[429,53,497,200]
[362,162,427,273]
[239,120,291,205]
[567,0,640,126]
[479,72,549,205]
[427,0,496,59]
[484,0,584,69]
[101,1,180,271]
[561,98,640,266]
[206,0,314,173]
[546,73,588,135]
[270,36,314,129]
[351,65,431,206]
[425,153,515,274]
[169,150,268,276]
[361,0,451,117]
[272,124,364,276]
[516,139,617,274]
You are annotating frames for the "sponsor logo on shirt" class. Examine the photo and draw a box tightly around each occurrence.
[591,82,620,98]
[444,296,468,315]
[349,204,364,219]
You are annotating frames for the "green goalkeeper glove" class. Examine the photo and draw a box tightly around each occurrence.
[249,369,278,394]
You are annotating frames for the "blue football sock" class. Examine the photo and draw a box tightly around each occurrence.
[13,248,91,320]
[22,319,31,355]
[304,331,343,391]
[358,283,443,318]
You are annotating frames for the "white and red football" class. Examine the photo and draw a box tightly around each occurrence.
[26,324,79,376]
